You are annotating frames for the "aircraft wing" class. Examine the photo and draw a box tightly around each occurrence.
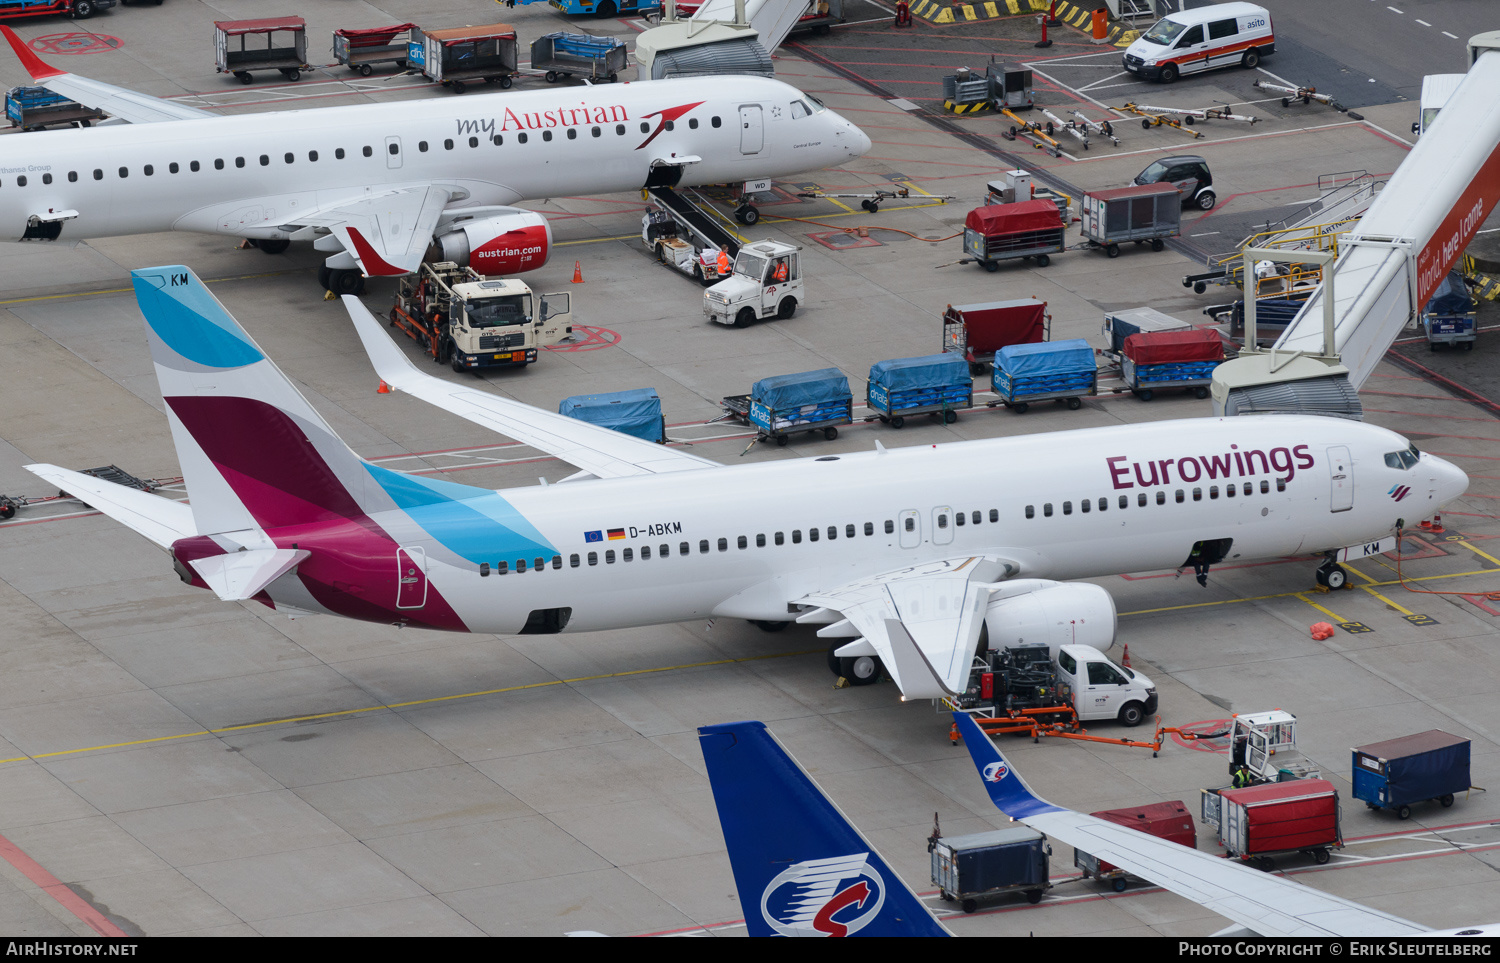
[1,27,214,124]
[951,712,1432,938]
[294,185,455,277]
[343,295,722,478]
[798,556,1015,699]
[24,465,196,550]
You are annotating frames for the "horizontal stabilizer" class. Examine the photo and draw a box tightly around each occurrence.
[25,464,195,550]
[188,548,310,602]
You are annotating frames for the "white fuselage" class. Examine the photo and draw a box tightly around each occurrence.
[0,76,868,242]
[267,415,1467,634]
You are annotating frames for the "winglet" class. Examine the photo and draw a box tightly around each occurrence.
[1,26,66,81]
[952,712,1065,820]
[344,226,406,277]
[699,721,950,938]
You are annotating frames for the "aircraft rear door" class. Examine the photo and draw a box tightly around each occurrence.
[739,104,763,154]
[385,135,403,170]
[1328,445,1353,512]
[396,546,428,609]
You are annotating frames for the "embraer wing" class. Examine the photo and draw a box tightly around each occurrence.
[699,720,951,937]
[1,27,213,124]
[951,712,1431,937]
[24,464,196,550]
[344,295,721,478]
[798,556,1013,699]
[294,185,454,277]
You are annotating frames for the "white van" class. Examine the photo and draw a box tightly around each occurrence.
[1123,2,1274,84]
[1054,644,1158,727]
[1412,74,1464,136]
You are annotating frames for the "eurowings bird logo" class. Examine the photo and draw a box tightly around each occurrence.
[760,854,886,937]
[635,101,704,151]
[1389,484,1412,502]
[982,761,1009,783]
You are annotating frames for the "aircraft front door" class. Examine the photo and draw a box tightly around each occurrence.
[1328,445,1353,512]
[739,104,763,154]
[385,135,403,170]
[396,546,428,609]
[898,509,920,549]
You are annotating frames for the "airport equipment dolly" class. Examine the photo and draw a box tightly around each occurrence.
[333,23,417,77]
[530,32,627,84]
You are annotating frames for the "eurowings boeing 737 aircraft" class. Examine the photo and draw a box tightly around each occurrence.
[26,267,1468,702]
[0,27,870,293]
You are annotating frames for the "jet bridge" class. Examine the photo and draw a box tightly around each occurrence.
[1212,32,1500,418]
[634,0,808,79]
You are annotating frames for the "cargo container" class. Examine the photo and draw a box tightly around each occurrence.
[531,32,628,84]
[559,388,666,443]
[1202,777,1340,870]
[989,339,1097,413]
[333,23,418,77]
[867,353,972,428]
[1079,183,1181,258]
[1076,801,1196,891]
[1352,730,1471,820]
[215,17,310,84]
[932,826,1050,913]
[1422,269,1478,351]
[1101,306,1191,360]
[721,368,852,445]
[962,200,1066,272]
[941,298,1049,373]
[1121,328,1225,400]
[412,24,518,91]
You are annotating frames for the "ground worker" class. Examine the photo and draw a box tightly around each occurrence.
[772,259,788,283]
[717,249,731,276]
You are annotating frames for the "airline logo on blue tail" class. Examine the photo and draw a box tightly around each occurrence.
[983,760,1009,783]
[760,854,886,937]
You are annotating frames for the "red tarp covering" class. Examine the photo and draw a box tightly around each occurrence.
[216,17,306,36]
[1220,779,1339,855]
[965,200,1062,237]
[945,298,1047,355]
[1123,328,1225,364]
[1088,801,1195,875]
[334,23,417,47]
[1087,183,1181,204]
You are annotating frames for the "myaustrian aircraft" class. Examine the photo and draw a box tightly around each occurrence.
[27,267,1468,702]
[0,27,870,293]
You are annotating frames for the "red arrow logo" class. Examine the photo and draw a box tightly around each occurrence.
[812,880,871,937]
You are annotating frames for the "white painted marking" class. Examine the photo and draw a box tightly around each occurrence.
[1190,232,1221,237]
[887,98,922,111]
[1387,6,1403,13]
[1415,19,1430,26]
[1444,31,1459,39]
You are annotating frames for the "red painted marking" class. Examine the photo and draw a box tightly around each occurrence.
[0,830,125,936]
[30,32,121,56]
[0,25,63,77]
[542,324,620,353]
[1170,718,1232,753]
[1462,594,1500,616]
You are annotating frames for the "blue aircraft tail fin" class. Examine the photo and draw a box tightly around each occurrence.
[698,721,950,937]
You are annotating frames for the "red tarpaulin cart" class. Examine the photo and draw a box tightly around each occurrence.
[962,200,1065,272]
[333,23,418,77]
[1121,327,1226,400]
[215,17,310,85]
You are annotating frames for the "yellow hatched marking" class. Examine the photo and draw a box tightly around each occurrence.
[985,2,999,17]
[962,4,977,19]
[1005,0,1020,12]
[935,6,954,22]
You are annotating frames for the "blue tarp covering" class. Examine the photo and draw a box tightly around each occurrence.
[995,339,1096,377]
[543,31,625,57]
[1425,270,1475,317]
[559,387,663,442]
[869,353,970,391]
[752,368,851,410]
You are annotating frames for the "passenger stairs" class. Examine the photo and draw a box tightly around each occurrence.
[648,186,743,258]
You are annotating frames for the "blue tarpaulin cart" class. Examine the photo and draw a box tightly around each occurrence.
[559,388,666,443]
[932,827,1051,913]
[530,32,627,84]
[1422,270,1478,351]
[722,368,852,445]
[1353,730,1472,820]
[989,339,1097,413]
[5,86,104,130]
[867,353,972,428]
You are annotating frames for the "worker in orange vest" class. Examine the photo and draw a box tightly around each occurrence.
[717,249,731,277]
[772,259,788,283]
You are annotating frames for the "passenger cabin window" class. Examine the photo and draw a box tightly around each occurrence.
[363,146,373,157]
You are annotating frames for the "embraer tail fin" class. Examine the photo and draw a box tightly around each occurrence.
[698,721,950,937]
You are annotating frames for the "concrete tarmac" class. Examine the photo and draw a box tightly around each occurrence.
[0,2,1495,938]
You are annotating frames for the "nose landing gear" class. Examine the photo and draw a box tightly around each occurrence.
[1315,559,1348,589]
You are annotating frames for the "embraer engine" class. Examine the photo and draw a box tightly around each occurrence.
[983,579,1116,657]
[427,211,552,274]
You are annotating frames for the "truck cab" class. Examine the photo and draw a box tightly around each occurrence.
[704,239,803,327]
[1055,644,1157,726]
[448,278,571,371]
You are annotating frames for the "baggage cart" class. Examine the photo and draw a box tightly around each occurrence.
[559,388,666,443]
[961,200,1065,272]
[941,298,1049,374]
[333,23,418,77]
[722,368,852,445]
[1352,730,1472,820]
[988,339,1096,414]
[0,1,114,23]
[215,17,310,85]
[932,827,1050,913]
[1121,328,1224,401]
[412,25,517,92]
[1228,295,1307,347]
[5,85,104,130]
[530,32,627,84]
[1101,306,1191,362]
[1200,778,1341,871]
[866,353,972,428]
[1076,801,1196,892]
[1079,183,1181,258]
[1422,269,1478,351]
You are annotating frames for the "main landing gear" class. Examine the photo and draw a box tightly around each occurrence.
[318,266,366,296]
[1315,557,1348,589]
[825,641,882,686]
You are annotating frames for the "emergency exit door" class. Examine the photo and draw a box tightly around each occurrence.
[739,104,763,154]
[396,546,428,609]
[1327,445,1353,512]
[385,135,403,169]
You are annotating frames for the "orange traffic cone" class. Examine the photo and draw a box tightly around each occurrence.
[1120,643,1131,668]
[1430,512,1445,533]
[572,260,584,283]
[377,380,390,394]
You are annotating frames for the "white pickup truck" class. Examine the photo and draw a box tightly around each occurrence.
[1054,644,1158,726]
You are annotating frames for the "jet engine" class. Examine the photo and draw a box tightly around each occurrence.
[982,579,1116,657]
[427,210,552,274]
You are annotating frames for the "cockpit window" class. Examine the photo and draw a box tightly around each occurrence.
[804,93,828,113]
[1383,445,1421,470]
[791,100,810,119]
